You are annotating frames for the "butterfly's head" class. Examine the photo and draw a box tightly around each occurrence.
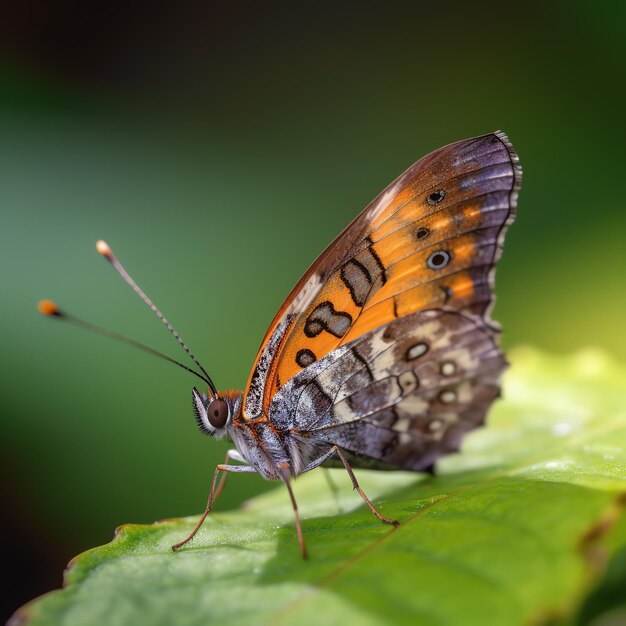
[192,387,241,438]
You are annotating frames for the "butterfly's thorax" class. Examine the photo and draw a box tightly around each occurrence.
[225,396,330,479]
[220,391,332,480]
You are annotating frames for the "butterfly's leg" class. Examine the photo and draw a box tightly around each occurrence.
[212,449,248,504]
[171,463,257,551]
[280,473,308,559]
[330,446,399,526]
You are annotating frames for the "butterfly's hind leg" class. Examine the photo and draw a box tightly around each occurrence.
[331,446,399,527]
[172,454,256,552]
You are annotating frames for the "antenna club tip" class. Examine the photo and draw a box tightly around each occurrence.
[96,240,112,257]
[38,299,61,316]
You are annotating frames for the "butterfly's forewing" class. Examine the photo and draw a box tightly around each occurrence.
[244,132,520,421]
[268,309,505,471]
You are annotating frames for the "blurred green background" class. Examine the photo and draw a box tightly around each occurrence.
[1,1,624,620]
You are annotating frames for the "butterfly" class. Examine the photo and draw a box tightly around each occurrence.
[40,131,520,558]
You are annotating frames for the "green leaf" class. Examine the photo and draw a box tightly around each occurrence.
[13,348,626,626]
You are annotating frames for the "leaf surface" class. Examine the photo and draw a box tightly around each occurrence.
[13,348,626,626]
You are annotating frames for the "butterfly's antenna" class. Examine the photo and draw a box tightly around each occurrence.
[93,240,218,397]
[38,299,213,388]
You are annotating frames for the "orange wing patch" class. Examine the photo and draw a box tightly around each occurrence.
[244,132,520,419]
[262,242,386,409]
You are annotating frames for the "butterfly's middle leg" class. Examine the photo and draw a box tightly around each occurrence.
[172,451,256,551]
[279,472,308,560]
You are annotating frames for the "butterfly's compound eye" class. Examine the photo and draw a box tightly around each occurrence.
[207,399,229,428]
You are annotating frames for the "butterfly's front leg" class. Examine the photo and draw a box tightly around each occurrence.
[171,450,256,552]
[211,449,248,504]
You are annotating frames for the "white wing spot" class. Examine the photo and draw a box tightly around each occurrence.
[439,390,456,404]
[441,361,456,376]
[397,395,428,415]
[290,274,322,315]
[406,343,428,360]
[394,419,411,433]
[367,180,402,221]
[428,419,444,432]
[398,370,419,394]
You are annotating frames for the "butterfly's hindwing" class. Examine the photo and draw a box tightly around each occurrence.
[270,309,505,471]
